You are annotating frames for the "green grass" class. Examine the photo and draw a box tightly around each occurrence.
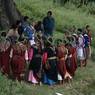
[0,60,95,95]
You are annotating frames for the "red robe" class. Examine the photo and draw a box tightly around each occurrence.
[11,48,25,81]
[57,45,67,78]
[0,47,11,75]
[66,47,77,76]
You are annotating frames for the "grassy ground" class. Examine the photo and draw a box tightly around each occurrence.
[0,60,95,95]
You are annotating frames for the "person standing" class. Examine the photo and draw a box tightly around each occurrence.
[56,40,72,84]
[85,25,92,58]
[43,11,55,37]
[83,31,90,67]
[6,24,19,44]
[0,32,11,76]
[42,38,58,86]
[65,43,77,77]
[28,41,43,85]
[76,29,85,68]
[10,42,28,81]
[21,16,36,46]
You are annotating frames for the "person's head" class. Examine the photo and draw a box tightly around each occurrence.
[1,32,6,37]
[23,16,29,22]
[32,21,36,27]
[86,25,90,30]
[37,21,42,25]
[16,20,21,27]
[65,43,72,49]
[77,28,83,35]
[10,24,17,30]
[47,11,52,17]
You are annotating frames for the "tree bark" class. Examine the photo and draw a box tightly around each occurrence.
[0,0,21,30]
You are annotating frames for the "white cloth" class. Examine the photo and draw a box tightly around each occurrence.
[29,40,35,46]
[77,35,85,60]
[78,35,84,47]
[58,73,62,81]
[77,47,85,60]
[56,93,63,95]
[9,49,13,58]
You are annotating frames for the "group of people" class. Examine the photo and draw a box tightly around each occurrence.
[0,11,92,86]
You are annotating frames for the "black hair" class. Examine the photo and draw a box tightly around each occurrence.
[65,43,72,47]
[47,11,52,15]
[1,32,6,37]
[16,20,21,26]
[86,25,90,29]
[23,16,29,21]
[77,28,83,32]
[37,21,42,24]
[10,24,17,29]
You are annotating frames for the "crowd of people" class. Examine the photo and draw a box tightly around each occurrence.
[0,11,92,86]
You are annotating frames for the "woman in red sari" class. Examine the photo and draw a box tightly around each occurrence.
[0,32,11,76]
[56,40,72,84]
[65,43,77,77]
[10,42,28,81]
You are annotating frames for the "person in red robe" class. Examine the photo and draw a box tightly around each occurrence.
[10,42,28,81]
[56,40,72,84]
[65,43,77,77]
[0,32,11,76]
[57,44,67,79]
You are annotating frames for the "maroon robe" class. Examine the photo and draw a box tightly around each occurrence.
[0,47,11,75]
[57,45,67,79]
[11,46,26,81]
[66,47,77,76]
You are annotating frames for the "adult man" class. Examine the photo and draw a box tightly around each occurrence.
[43,11,55,37]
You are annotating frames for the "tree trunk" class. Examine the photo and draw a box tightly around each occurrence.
[0,0,21,30]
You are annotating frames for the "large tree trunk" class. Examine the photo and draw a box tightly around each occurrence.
[0,0,21,30]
